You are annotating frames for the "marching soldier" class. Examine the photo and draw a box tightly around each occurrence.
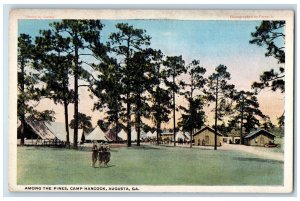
[98,142,105,167]
[91,141,98,167]
[103,142,111,167]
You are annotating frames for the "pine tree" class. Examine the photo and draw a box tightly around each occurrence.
[51,20,106,148]
[69,112,93,144]
[231,90,266,144]
[148,50,172,145]
[110,23,151,147]
[207,65,235,150]
[18,34,55,145]
[34,28,74,147]
[250,21,285,93]
[92,57,124,142]
[164,56,186,146]
[178,60,206,148]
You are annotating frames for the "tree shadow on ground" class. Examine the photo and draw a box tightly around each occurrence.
[233,157,283,164]
[127,145,164,150]
[92,164,116,168]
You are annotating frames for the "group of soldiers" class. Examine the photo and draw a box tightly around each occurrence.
[91,142,111,168]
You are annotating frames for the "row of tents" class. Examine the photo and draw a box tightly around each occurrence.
[18,118,190,145]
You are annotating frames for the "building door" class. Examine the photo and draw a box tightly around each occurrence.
[205,136,209,145]
[259,136,264,145]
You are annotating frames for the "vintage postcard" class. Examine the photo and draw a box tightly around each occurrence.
[9,9,294,193]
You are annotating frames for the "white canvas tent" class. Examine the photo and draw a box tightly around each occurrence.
[117,129,127,141]
[131,127,137,141]
[140,130,147,139]
[146,131,153,138]
[85,126,110,142]
[45,122,83,143]
[152,131,157,138]
[184,132,191,140]
[26,119,56,140]
[176,131,186,141]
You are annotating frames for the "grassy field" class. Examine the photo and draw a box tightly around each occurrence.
[17,145,283,185]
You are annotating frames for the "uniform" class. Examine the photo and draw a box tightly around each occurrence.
[91,144,98,167]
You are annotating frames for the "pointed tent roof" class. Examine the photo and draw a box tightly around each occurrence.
[140,130,147,138]
[146,131,153,137]
[183,132,191,140]
[44,122,66,141]
[176,131,186,141]
[152,131,157,137]
[118,129,127,141]
[26,119,56,140]
[45,121,83,143]
[86,126,110,141]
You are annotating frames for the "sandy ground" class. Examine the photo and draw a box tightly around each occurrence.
[220,143,284,161]
[183,143,284,161]
[163,143,284,161]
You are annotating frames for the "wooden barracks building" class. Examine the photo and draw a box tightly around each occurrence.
[193,126,223,146]
[243,129,276,146]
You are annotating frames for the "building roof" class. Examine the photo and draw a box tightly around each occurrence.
[193,126,223,136]
[244,129,276,139]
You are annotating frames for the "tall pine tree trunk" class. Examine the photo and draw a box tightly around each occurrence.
[126,39,131,147]
[20,116,25,146]
[115,117,119,142]
[20,58,25,146]
[173,76,176,147]
[240,95,244,145]
[61,53,70,148]
[73,38,79,149]
[190,129,193,148]
[156,121,161,145]
[63,99,70,147]
[136,92,141,146]
[127,94,131,147]
[214,76,219,150]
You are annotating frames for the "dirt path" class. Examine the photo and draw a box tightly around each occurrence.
[220,143,284,161]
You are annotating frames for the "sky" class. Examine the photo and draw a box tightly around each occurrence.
[18,19,285,128]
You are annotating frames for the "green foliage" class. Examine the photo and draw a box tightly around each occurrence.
[207,65,235,120]
[207,65,235,149]
[34,28,74,105]
[97,119,110,132]
[92,57,124,129]
[250,21,285,93]
[278,113,284,128]
[69,112,93,133]
[231,90,266,134]
[50,19,107,148]
[178,60,206,141]
[164,55,186,93]
[108,23,152,146]
[146,50,172,141]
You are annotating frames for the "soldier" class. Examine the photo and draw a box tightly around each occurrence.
[91,141,98,167]
[103,142,111,167]
[98,142,105,167]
